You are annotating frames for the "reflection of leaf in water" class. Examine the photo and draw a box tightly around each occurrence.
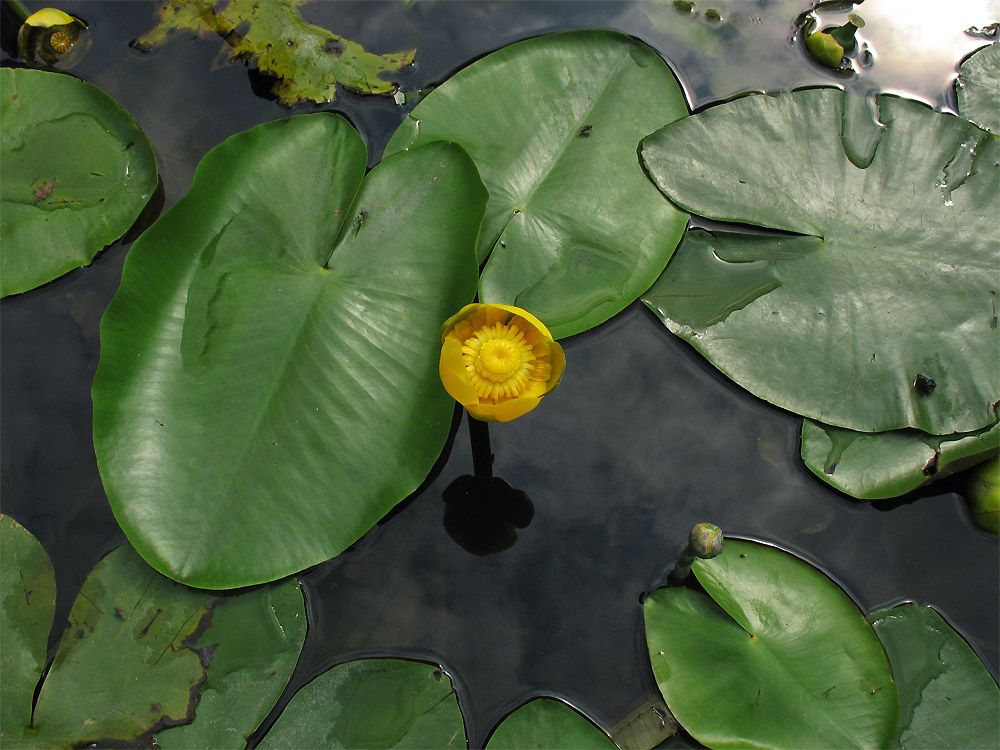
[134,0,415,105]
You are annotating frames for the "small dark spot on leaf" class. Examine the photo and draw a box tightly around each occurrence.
[75,628,85,639]
[353,210,368,237]
[287,39,295,47]
[433,669,442,681]
[870,353,876,363]
[578,124,593,137]
[155,419,164,427]
[139,607,164,637]
[739,553,747,558]
[11,93,18,100]
[150,702,162,713]
[90,172,103,177]
[738,179,746,184]
[914,373,936,395]
[33,179,56,204]
[115,607,127,620]
[922,449,941,476]
[870,687,882,695]
[323,40,343,56]
[123,141,135,151]
[822,685,836,697]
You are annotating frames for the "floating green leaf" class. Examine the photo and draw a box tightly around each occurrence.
[485,698,616,749]
[0,516,55,744]
[957,42,1000,133]
[0,68,157,296]
[93,113,486,588]
[869,603,1000,748]
[801,416,1000,499]
[259,658,466,748]
[385,30,689,339]
[641,90,999,434]
[644,540,898,749]
[134,0,415,105]
[155,578,306,748]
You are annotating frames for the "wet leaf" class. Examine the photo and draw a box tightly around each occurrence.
[259,658,465,748]
[641,90,999,434]
[957,42,1000,133]
[869,603,1000,749]
[29,546,217,746]
[0,68,157,296]
[134,0,414,105]
[93,114,486,588]
[800,415,1000,499]
[644,540,898,749]
[155,578,306,748]
[0,516,55,743]
[485,698,616,749]
[385,30,689,339]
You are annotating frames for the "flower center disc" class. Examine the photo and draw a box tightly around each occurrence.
[477,339,521,381]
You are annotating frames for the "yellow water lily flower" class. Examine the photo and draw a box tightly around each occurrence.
[440,303,565,423]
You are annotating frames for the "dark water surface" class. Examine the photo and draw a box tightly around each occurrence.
[2,1,997,747]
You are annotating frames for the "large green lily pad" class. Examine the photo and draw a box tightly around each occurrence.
[0,68,157,296]
[641,90,999,435]
[485,698,616,749]
[93,113,486,588]
[385,30,689,339]
[259,658,466,748]
[957,42,1000,133]
[869,603,1000,748]
[644,540,898,749]
[134,0,415,105]
[0,516,55,743]
[801,415,1000,499]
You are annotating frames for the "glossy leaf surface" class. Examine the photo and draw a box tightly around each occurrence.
[642,90,999,434]
[957,42,1000,132]
[869,603,1000,748]
[801,416,1000,499]
[134,0,414,104]
[485,698,616,749]
[259,658,465,748]
[0,68,157,296]
[93,114,485,588]
[0,516,55,743]
[644,540,897,749]
[385,30,689,339]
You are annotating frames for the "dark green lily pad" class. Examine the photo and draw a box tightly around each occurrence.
[644,540,898,749]
[134,0,414,104]
[0,68,157,296]
[259,658,466,748]
[0,515,55,742]
[869,603,1000,748]
[385,30,689,339]
[957,42,1000,133]
[801,415,1000,499]
[156,578,306,748]
[485,698,616,749]
[93,113,486,588]
[641,90,999,435]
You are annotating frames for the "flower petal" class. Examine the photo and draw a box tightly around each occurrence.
[439,334,479,405]
[467,396,542,423]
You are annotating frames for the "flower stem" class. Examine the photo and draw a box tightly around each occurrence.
[468,413,493,487]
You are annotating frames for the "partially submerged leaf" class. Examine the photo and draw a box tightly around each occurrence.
[385,30,689,339]
[155,578,306,748]
[30,546,217,746]
[957,42,1000,133]
[259,658,466,748]
[641,90,999,434]
[0,68,157,296]
[0,515,55,743]
[134,0,415,104]
[485,698,616,749]
[93,113,486,588]
[644,540,898,749]
[869,603,1000,749]
[801,416,1000,499]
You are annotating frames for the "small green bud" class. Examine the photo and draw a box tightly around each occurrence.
[806,31,845,68]
[966,456,999,534]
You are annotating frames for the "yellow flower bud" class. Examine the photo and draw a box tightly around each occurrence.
[439,303,565,423]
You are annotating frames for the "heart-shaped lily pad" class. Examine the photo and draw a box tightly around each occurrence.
[93,113,486,588]
[957,42,1000,133]
[385,30,689,339]
[644,539,898,749]
[801,416,1000,499]
[869,603,1000,749]
[259,658,465,748]
[0,68,157,296]
[641,90,999,435]
[485,698,616,749]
